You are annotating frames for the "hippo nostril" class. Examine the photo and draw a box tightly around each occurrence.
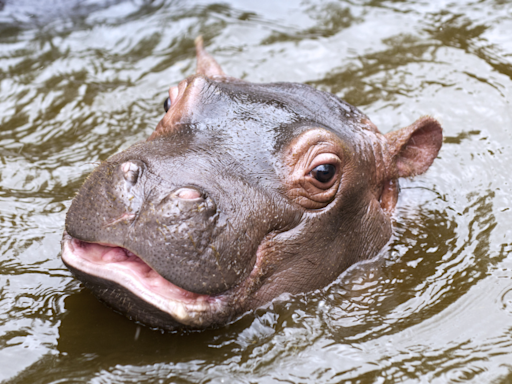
[121,161,140,185]
[173,188,202,200]
[163,97,171,113]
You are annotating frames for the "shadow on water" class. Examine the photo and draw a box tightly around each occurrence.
[7,287,261,383]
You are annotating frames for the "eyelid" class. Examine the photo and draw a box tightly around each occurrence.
[306,153,341,175]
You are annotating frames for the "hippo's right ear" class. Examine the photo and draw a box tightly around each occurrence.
[385,116,443,179]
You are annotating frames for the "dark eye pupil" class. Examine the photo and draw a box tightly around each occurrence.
[311,164,335,183]
[163,97,171,112]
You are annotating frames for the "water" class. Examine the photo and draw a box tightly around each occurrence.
[1,0,512,382]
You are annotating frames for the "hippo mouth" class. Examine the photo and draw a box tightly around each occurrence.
[61,235,227,327]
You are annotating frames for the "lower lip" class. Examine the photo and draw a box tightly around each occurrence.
[61,237,223,325]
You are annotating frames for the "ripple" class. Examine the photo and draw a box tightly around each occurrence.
[500,287,512,314]
[2,0,512,382]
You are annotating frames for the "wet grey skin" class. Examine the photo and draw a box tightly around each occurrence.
[62,38,443,331]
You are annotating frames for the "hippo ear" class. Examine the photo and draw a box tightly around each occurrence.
[385,116,443,178]
[195,36,226,77]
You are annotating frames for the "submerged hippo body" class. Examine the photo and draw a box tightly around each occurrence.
[62,38,442,331]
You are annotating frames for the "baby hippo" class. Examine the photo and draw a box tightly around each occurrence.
[61,37,442,331]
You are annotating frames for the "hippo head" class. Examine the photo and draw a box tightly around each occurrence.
[61,37,442,331]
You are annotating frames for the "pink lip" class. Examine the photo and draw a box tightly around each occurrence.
[62,237,224,325]
[68,238,211,302]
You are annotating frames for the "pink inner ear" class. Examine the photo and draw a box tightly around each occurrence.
[390,117,443,178]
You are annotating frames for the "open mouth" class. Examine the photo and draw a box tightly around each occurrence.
[61,235,225,326]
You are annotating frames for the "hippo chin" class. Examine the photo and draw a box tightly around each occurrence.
[61,37,442,331]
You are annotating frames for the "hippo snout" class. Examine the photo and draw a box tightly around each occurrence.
[65,151,259,296]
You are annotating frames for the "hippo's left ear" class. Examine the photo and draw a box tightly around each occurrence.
[385,116,443,178]
[195,36,226,77]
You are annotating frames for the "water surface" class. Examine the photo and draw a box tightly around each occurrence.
[1,0,512,382]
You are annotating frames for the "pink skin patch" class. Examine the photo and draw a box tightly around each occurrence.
[104,212,136,227]
[62,238,224,325]
[121,161,137,174]
[174,188,202,200]
[169,85,179,105]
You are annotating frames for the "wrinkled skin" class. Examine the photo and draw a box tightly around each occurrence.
[61,37,443,331]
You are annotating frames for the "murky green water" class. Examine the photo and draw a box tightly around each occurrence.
[1,0,512,382]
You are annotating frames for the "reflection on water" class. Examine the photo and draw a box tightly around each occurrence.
[1,0,512,382]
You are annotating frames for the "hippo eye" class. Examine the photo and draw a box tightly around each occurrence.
[163,97,171,113]
[310,164,336,183]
